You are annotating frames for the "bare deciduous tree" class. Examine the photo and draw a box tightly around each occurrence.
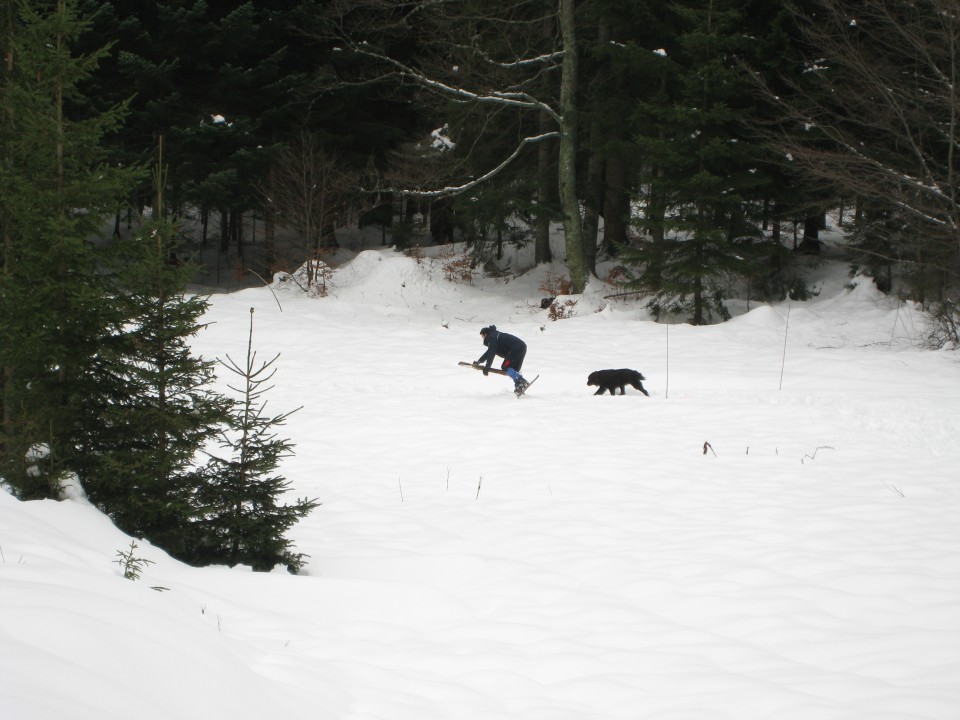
[257,131,361,286]
[756,0,960,302]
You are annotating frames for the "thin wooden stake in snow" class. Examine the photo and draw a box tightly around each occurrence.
[665,324,670,400]
[779,304,791,390]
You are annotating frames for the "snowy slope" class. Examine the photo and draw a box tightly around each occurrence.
[2,240,959,720]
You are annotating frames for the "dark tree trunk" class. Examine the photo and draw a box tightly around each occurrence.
[219,209,229,253]
[232,207,242,258]
[320,222,339,249]
[799,213,822,254]
[602,153,629,255]
[558,0,587,292]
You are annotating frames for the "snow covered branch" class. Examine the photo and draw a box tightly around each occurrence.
[340,41,561,123]
[372,131,560,198]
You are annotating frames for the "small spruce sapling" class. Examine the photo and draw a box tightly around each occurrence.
[115,541,153,581]
[197,308,319,573]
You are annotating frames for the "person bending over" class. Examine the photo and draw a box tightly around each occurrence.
[475,325,529,395]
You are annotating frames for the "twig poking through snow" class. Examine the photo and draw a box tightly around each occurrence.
[476,475,482,500]
[801,446,835,463]
[247,269,283,312]
[703,442,717,457]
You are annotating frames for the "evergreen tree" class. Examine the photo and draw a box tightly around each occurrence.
[74,158,231,559]
[624,0,770,324]
[194,308,318,573]
[578,0,672,265]
[81,0,385,260]
[740,0,840,297]
[0,0,139,497]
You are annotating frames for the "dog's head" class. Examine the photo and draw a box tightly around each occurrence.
[586,371,599,386]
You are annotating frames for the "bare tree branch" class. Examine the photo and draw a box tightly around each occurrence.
[753,0,960,255]
[312,0,590,290]
[372,131,559,199]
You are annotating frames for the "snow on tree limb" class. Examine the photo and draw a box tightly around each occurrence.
[341,41,561,123]
[371,132,560,198]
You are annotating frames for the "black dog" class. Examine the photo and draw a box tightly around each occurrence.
[587,369,649,396]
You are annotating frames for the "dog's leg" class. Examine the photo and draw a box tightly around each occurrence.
[594,387,605,395]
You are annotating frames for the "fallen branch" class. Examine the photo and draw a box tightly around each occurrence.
[602,290,645,300]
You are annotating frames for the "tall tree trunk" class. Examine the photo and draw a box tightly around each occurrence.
[219,208,229,253]
[645,163,667,290]
[771,201,782,244]
[1,0,14,448]
[558,0,586,292]
[581,20,611,276]
[602,151,628,255]
[54,0,70,443]
[800,213,821,254]
[535,107,554,264]
[948,15,959,261]
[581,148,604,275]
[647,165,666,244]
[264,209,276,273]
[232,207,242,259]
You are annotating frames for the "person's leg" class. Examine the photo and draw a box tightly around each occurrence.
[502,364,527,393]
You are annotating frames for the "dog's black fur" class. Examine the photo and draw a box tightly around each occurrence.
[587,369,649,396]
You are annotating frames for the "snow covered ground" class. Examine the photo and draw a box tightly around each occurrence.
[2,233,959,720]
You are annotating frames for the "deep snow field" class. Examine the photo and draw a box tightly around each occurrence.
[2,229,959,720]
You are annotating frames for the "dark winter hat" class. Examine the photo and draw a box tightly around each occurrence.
[480,325,495,336]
